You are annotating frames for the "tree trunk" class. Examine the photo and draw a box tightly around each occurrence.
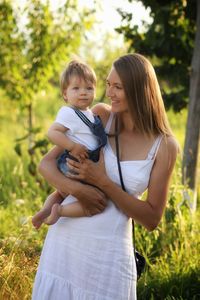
[28,103,34,156]
[182,0,200,210]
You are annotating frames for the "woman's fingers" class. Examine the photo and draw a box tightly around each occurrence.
[88,196,107,212]
[99,149,105,164]
[67,158,88,168]
[67,158,83,173]
[67,158,91,178]
[67,153,106,186]
[86,207,104,217]
[95,190,107,207]
[85,209,92,217]
[67,169,80,178]
[75,184,107,216]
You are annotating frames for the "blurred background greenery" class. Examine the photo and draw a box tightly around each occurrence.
[0,0,199,299]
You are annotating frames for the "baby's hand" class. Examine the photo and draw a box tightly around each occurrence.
[69,143,88,161]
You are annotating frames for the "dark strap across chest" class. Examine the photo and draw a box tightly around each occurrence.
[72,107,107,148]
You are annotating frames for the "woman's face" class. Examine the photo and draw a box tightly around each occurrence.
[106,67,129,113]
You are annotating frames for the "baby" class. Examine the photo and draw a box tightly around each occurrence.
[32,60,107,229]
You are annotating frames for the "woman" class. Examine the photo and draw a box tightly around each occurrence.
[32,53,178,300]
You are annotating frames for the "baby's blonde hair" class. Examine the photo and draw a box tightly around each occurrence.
[60,60,96,95]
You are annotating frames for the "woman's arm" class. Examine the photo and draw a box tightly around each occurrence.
[67,137,178,231]
[38,146,107,215]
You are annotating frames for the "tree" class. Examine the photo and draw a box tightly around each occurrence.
[0,1,24,100]
[116,0,199,206]
[0,0,94,175]
[182,0,200,210]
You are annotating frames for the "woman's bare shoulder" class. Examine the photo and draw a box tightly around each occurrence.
[157,135,180,168]
[91,103,111,126]
[163,136,179,154]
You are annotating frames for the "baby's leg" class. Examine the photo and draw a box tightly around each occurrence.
[45,201,86,225]
[32,190,67,229]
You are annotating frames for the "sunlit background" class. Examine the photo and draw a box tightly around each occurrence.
[0,1,199,299]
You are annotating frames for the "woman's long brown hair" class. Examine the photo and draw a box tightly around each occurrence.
[113,53,173,137]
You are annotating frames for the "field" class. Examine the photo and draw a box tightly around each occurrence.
[0,89,199,300]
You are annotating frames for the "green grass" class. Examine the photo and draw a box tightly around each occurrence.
[167,109,187,147]
[0,89,199,299]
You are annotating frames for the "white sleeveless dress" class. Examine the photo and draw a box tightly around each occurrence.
[32,113,162,300]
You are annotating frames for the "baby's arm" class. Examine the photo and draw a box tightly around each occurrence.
[48,123,88,160]
[48,123,75,150]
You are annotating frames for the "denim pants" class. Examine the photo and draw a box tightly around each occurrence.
[57,147,103,176]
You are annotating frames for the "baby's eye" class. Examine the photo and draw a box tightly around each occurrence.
[87,87,93,90]
[73,87,79,90]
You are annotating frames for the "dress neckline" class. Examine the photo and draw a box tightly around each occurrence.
[105,112,163,163]
[106,140,154,163]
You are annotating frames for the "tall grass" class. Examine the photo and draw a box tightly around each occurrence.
[136,178,200,299]
[0,89,199,299]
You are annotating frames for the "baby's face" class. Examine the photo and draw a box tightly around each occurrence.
[63,75,95,110]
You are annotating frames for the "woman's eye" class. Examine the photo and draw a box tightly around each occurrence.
[114,85,122,90]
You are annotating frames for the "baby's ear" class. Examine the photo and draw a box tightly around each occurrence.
[62,90,68,101]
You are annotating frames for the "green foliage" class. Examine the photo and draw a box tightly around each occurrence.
[116,0,197,111]
[0,217,46,300]
[137,210,200,299]
[0,0,94,104]
[135,155,200,299]
[0,0,95,175]
[0,1,24,100]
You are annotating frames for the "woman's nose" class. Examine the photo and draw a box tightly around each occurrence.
[106,86,113,97]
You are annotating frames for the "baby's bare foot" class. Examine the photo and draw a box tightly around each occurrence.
[45,204,61,225]
[32,208,51,230]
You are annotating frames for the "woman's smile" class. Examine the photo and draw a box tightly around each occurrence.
[106,67,128,112]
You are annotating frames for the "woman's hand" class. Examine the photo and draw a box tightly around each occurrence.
[39,146,108,216]
[73,183,107,216]
[66,150,108,187]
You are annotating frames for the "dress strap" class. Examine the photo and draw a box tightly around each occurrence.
[147,135,163,160]
[104,112,114,134]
